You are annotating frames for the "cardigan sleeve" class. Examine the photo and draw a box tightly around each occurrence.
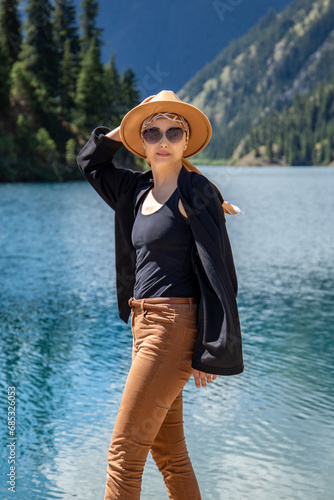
[76,126,140,210]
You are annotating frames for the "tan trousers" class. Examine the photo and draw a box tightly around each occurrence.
[104,297,202,500]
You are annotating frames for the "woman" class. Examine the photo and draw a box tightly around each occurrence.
[76,90,243,499]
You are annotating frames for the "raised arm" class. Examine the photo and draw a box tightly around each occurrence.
[76,126,139,211]
[76,94,157,209]
[105,125,121,142]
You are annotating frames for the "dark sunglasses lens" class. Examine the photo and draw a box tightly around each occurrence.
[142,127,185,144]
[166,127,184,143]
[142,128,162,144]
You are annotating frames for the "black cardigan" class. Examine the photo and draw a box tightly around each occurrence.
[76,127,244,376]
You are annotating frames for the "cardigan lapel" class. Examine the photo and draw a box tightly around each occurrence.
[134,176,154,217]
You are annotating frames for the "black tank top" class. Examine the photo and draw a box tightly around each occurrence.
[131,187,200,299]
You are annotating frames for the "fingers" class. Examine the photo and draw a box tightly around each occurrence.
[193,369,200,389]
[192,369,218,389]
[199,372,206,387]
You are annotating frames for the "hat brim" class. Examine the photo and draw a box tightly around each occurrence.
[119,100,212,159]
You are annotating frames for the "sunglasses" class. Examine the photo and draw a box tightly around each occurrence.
[142,127,185,144]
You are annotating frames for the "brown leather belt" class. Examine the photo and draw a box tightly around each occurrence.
[128,296,197,311]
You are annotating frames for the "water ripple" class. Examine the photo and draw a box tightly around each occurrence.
[1,172,334,499]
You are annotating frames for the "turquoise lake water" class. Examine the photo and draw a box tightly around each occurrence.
[0,166,333,499]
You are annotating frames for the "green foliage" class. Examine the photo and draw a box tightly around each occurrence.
[20,1,59,99]
[53,0,80,122]
[266,140,274,162]
[10,60,36,106]
[0,132,17,181]
[242,80,334,165]
[60,38,77,122]
[53,0,80,60]
[103,53,122,128]
[0,0,22,64]
[102,56,141,133]
[180,0,334,162]
[16,113,37,156]
[79,0,103,55]
[0,130,16,161]
[34,127,59,177]
[0,0,140,181]
[0,36,11,114]
[65,138,77,166]
[119,68,141,112]
[74,37,105,130]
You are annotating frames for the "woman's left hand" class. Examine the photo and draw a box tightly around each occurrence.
[192,369,217,389]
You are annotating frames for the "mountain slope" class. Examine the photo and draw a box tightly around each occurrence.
[179,0,334,161]
[81,0,294,93]
[235,76,334,166]
[18,0,294,94]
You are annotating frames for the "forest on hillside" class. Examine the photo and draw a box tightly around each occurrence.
[1,0,334,180]
[180,0,334,166]
[239,80,334,166]
[92,0,294,92]
[0,0,140,182]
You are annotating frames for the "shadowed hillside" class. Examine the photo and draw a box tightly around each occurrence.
[179,0,334,165]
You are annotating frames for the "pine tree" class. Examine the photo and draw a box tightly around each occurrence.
[288,132,301,166]
[53,0,80,60]
[19,0,59,99]
[300,132,313,166]
[0,35,11,116]
[276,136,284,160]
[119,68,140,115]
[75,37,104,130]
[0,0,21,64]
[321,87,334,122]
[60,38,76,122]
[75,0,105,130]
[103,52,122,127]
[53,0,80,122]
[265,139,274,162]
[79,0,103,55]
[322,139,332,165]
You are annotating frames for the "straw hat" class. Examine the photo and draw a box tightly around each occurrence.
[119,90,212,159]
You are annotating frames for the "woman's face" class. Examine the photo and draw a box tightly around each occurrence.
[142,118,187,166]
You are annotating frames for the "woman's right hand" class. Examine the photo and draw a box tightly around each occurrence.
[106,95,155,142]
[106,126,121,142]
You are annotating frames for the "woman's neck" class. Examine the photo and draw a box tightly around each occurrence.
[150,159,183,193]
